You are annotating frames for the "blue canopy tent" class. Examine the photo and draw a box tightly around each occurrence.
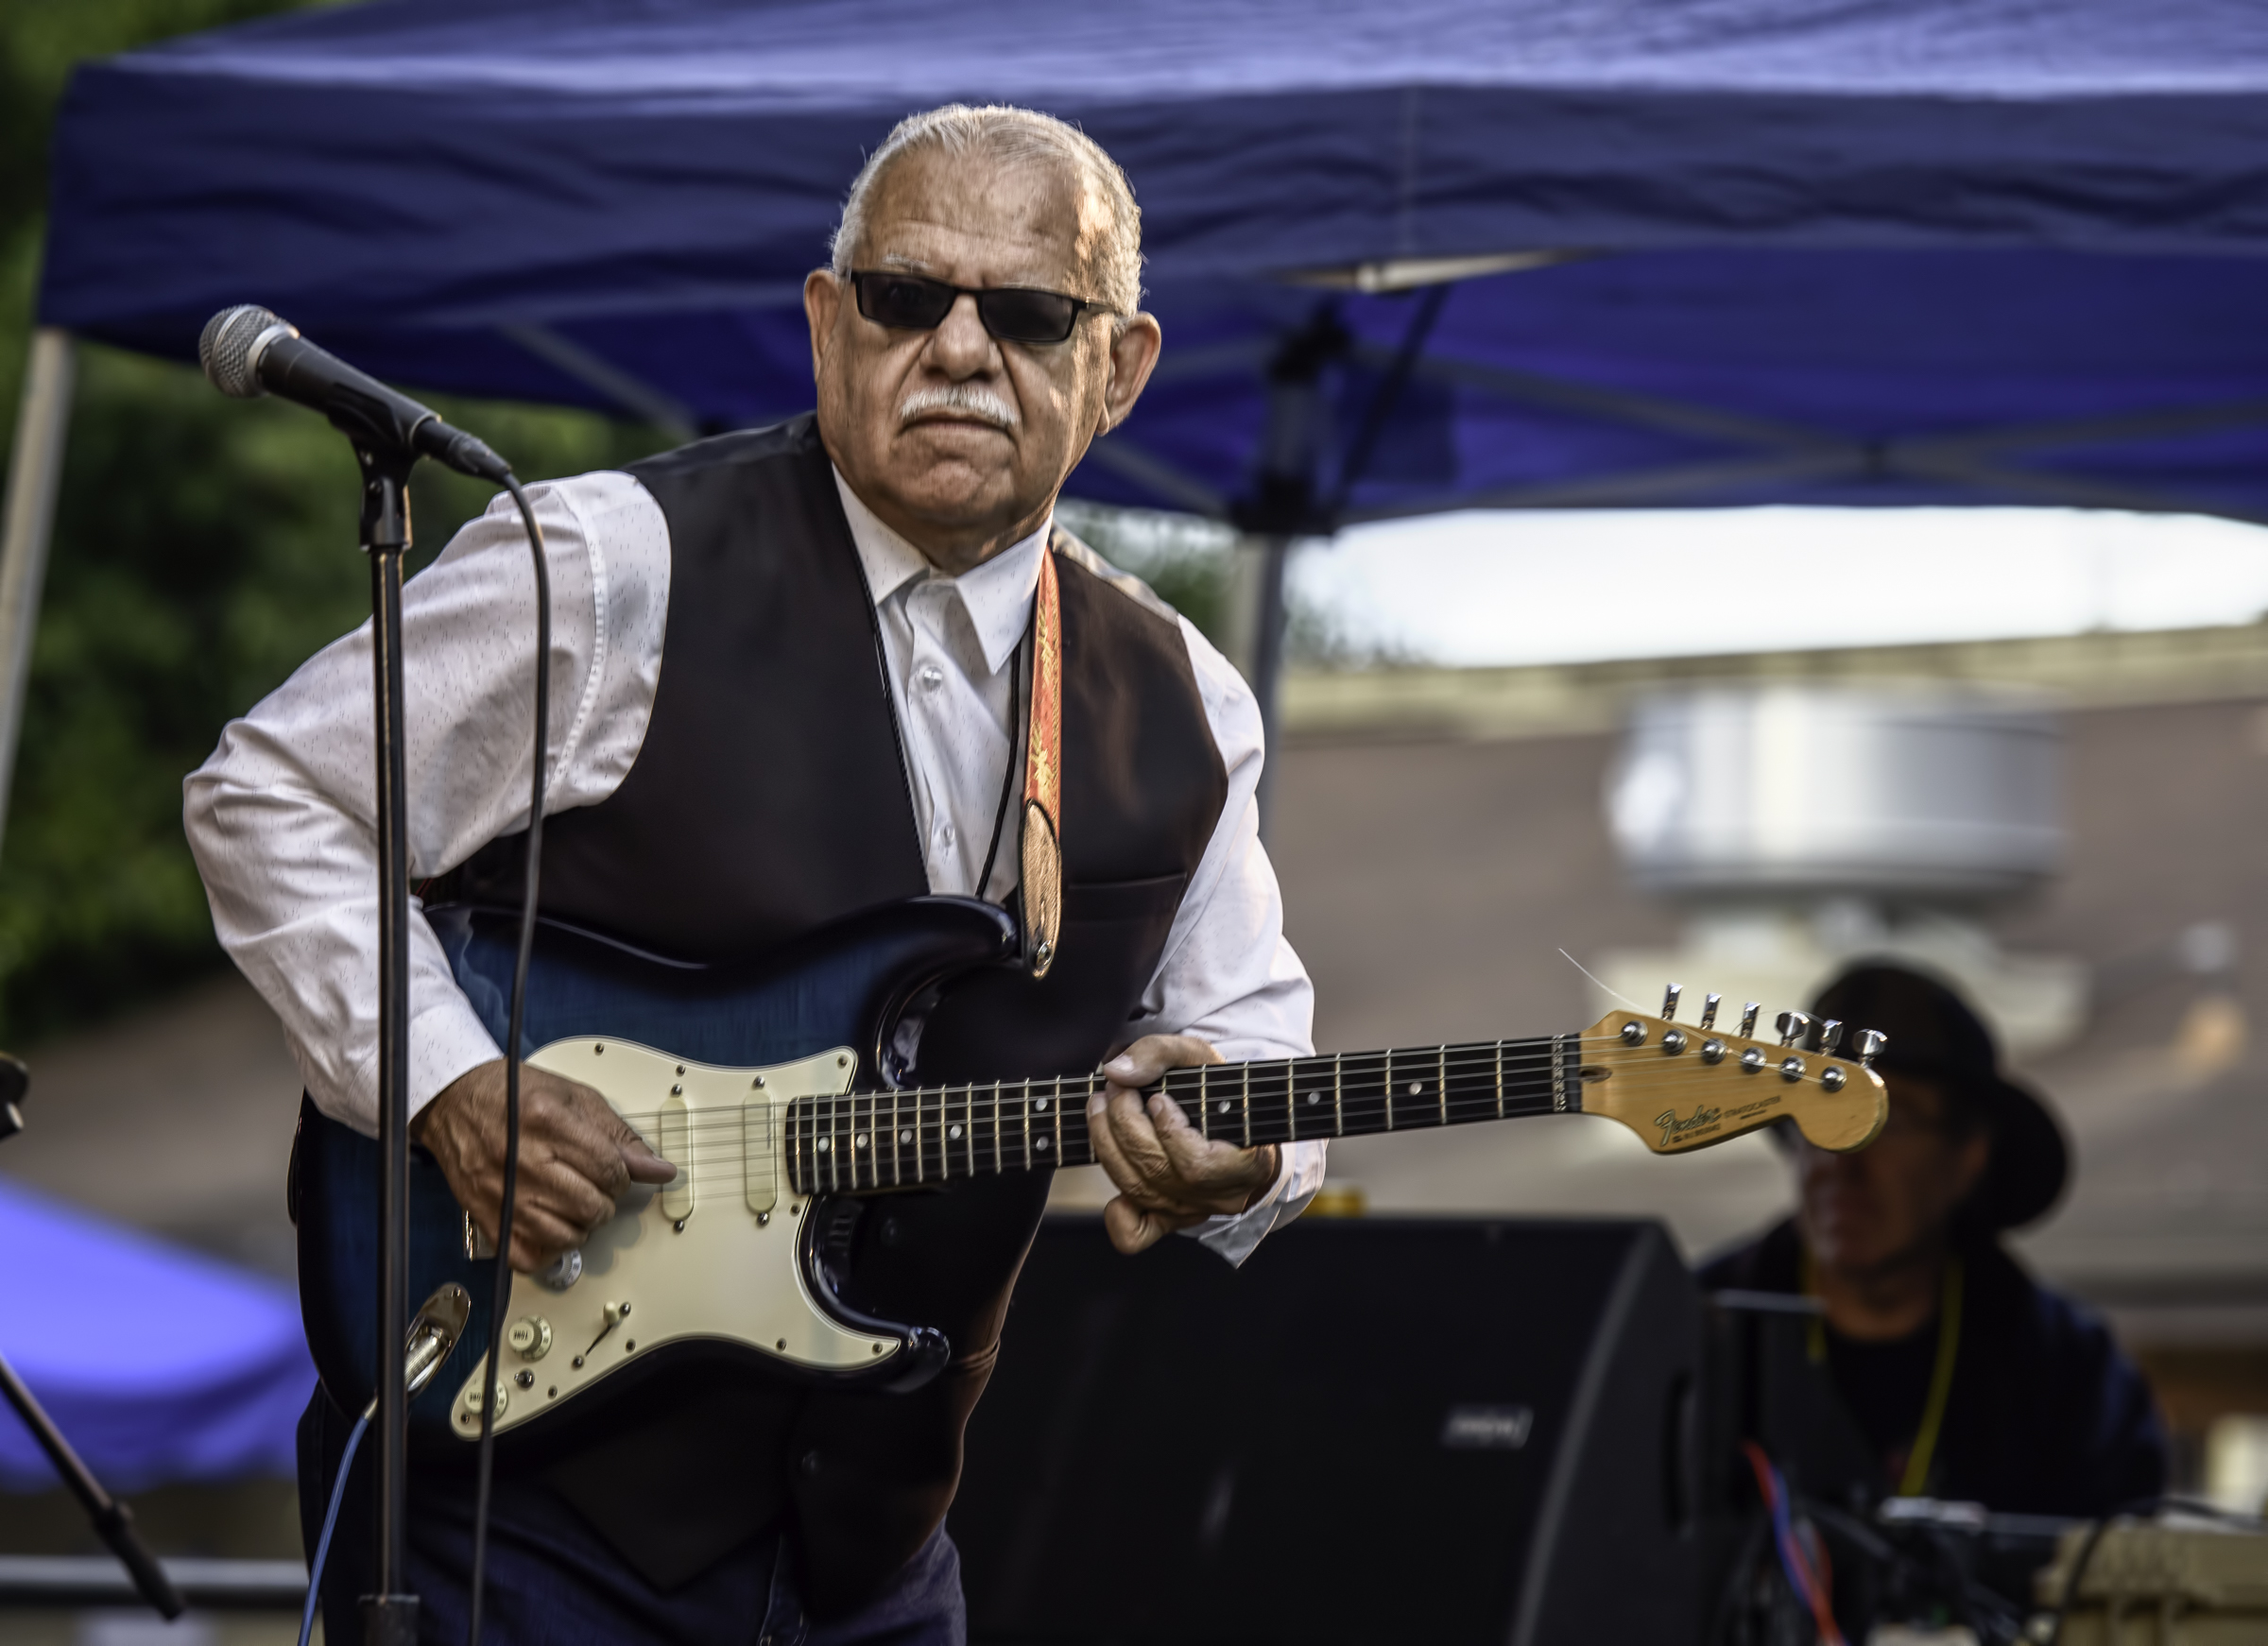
[9,0,2268,824]
[0,1180,312,1490]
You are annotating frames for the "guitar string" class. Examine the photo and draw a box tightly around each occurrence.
[594,1066,1866,1158]
[580,1060,1872,1189]
[587,1030,1857,1130]
[591,1038,1864,1136]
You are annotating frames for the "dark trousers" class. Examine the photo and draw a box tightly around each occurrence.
[300,1392,965,1646]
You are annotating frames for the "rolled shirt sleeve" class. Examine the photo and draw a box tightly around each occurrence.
[182,474,669,1134]
[1127,615,1325,1265]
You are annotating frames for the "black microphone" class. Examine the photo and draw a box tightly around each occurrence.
[198,305,511,483]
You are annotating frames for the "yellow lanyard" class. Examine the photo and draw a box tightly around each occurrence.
[1804,1251,1964,1498]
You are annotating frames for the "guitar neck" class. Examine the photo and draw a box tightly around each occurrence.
[783,1035,1585,1195]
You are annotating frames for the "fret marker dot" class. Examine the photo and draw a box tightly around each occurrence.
[1307,1093,1320,1105]
[1037,1138,1051,1152]
[1408,1081,1422,1095]
[900,1129,912,1144]
[816,1138,831,1152]
[1036,1099,1048,1112]
[855,1134,868,1150]
[949,1124,963,1140]
[1217,1100,1230,1114]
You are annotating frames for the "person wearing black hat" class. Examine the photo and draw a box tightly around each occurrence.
[1700,961,2167,1517]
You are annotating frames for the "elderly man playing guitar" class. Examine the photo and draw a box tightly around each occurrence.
[188,105,1322,1645]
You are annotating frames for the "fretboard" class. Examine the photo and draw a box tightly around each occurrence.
[782,1036,1582,1195]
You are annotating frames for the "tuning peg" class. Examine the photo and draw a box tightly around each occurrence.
[1700,993,1722,1032]
[1661,984,1682,1021]
[1739,1002,1760,1037]
[1776,1010,1812,1049]
[1853,1029,1887,1069]
[1820,1019,1844,1055]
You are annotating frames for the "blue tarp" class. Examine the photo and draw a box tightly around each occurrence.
[37,0,2268,522]
[0,1180,311,1489]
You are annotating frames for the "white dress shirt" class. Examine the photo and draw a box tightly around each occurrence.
[185,465,1323,1263]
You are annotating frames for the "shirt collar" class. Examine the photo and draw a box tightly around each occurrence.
[833,467,1051,677]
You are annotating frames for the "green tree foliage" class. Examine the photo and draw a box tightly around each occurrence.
[0,3,669,1041]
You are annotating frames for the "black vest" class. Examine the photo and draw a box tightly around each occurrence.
[455,416,1228,1612]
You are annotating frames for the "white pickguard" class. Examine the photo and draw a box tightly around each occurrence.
[448,1036,895,1440]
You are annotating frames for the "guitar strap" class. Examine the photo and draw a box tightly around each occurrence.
[1020,539,1064,977]
[975,534,1064,979]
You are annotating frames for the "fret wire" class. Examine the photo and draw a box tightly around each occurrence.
[992,1078,1004,1177]
[1333,1052,1344,1138]
[1496,1039,1505,1120]
[1241,1061,1251,1148]
[1384,1047,1395,1132]
[964,1083,976,1179]
[1437,1044,1448,1127]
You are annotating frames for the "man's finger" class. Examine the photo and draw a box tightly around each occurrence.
[1145,1089,1234,1183]
[1102,1195,1208,1255]
[608,1111,679,1184]
[1089,1089,1186,1204]
[1099,1033,1220,1093]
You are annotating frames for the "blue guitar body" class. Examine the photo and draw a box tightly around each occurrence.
[290,896,1020,1455]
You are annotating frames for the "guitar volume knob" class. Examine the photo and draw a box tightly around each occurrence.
[538,1249,582,1292]
[507,1316,553,1362]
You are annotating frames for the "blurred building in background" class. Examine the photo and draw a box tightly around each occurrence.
[7,612,2268,1519]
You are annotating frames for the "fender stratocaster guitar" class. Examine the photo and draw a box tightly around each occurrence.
[292,899,1885,1455]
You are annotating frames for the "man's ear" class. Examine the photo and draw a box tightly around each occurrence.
[1099,312,1163,436]
[804,268,843,384]
[1951,1129,1992,1203]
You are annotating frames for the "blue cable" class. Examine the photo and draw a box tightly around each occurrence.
[299,1412,369,1646]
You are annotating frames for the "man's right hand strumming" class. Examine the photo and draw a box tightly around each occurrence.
[413,1061,677,1271]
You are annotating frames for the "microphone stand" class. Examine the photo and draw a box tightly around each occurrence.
[357,445,419,1646]
[0,1066,185,1620]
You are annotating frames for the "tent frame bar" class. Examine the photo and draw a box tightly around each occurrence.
[0,329,75,866]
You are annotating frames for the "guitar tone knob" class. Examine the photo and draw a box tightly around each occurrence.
[507,1317,552,1362]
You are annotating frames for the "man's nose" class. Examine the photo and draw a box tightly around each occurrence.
[925,293,999,378]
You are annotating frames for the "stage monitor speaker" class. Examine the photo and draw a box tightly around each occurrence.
[954,1216,1704,1646]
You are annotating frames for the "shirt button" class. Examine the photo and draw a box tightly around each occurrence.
[937,821,956,849]
[916,663,945,693]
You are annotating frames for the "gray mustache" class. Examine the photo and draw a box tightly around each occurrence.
[899,386,1019,429]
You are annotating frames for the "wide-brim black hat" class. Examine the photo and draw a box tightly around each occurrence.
[1810,961,2069,1231]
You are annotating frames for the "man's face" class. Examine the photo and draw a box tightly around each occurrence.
[804,146,1160,570]
[1796,1075,1991,1278]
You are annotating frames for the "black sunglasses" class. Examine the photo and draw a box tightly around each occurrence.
[850,270,1110,346]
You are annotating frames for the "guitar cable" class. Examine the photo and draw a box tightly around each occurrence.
[464,476,550,1646]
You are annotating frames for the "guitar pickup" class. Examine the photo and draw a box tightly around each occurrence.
[744,1098,778,1215]
[657,1095,694,1224]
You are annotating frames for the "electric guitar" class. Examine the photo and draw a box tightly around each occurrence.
[292,898,1886,1451]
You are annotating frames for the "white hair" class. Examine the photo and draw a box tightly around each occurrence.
[831,104,1144,321]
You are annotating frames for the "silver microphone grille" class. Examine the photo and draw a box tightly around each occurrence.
[198,304,292,399]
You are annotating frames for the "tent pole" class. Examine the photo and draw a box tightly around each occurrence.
[0,329,75,866]
[1245,536,1293,837]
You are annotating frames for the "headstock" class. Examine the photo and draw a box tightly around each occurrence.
[1579,985,1886,1156]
